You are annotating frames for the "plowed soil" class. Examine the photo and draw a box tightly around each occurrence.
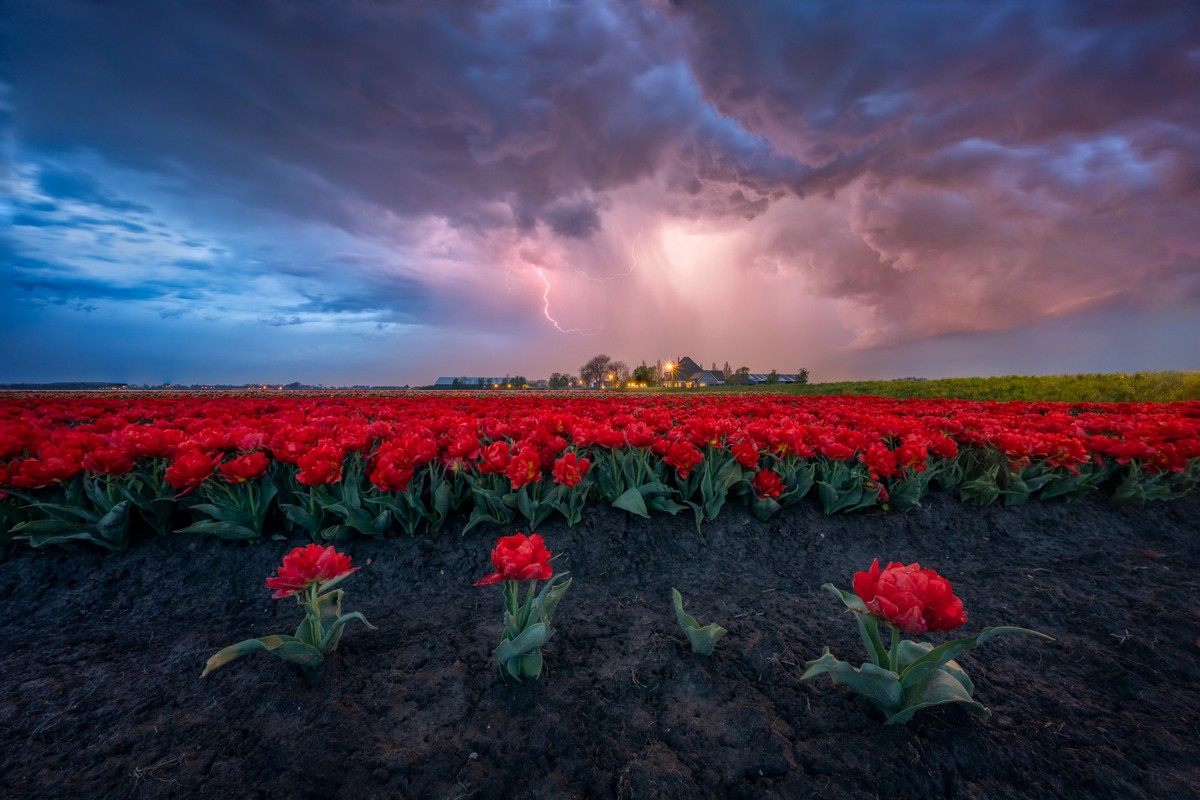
[3,493,1198,799]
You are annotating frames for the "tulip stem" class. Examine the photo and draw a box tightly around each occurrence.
[887,626,900,673]
[307,583,323,647]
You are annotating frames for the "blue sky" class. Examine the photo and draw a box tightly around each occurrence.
[4,1,1199,385]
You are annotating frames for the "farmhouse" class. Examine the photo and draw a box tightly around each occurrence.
[667,355,799,387]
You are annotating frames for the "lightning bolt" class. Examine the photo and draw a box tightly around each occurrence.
[523,230,644,335]
[537,268,594,335]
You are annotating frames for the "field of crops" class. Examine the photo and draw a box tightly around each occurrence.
[5,389,1200,797]
[759,370,1200,402]
[3,391,1198,554]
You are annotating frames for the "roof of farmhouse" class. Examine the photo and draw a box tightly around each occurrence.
[674,356,796,383]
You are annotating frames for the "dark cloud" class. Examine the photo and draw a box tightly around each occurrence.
[673,1,1200,188]
[7,1,816,237]
[4,0,1198,381]
[13,274,178,305]
[541,196,605,239]
[36,167,151,212]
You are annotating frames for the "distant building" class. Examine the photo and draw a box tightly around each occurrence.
[667,355,796,387]
[689,370,726,387]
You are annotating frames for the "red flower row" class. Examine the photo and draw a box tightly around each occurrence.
[1,393,1197,492]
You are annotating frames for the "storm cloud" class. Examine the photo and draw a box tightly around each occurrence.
[4,0,1198,383]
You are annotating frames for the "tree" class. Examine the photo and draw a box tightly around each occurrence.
[796,367,810,385]
[509,375,527,389]
[632,361,655,385]
[766,370,779,384]
[722,361,733,380]
[728,366,751,385]
[548,372,571,390]
[580,354,612,388]
[609,360,630,386]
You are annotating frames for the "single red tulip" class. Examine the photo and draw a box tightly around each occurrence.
[475,533,553,586]
[853,559,967,634]
[266,544,357,599]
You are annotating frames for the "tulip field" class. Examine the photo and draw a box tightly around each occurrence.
[2,391,1198,553]
[3,391,1200,798]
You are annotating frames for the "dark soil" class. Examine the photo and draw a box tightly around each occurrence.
[3,493,1199,799]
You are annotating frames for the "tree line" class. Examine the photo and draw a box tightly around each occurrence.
[559,354,809,388]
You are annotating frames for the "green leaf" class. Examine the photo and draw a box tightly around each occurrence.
[318,524,352,542]
[431,480,452,525]
[12,501,130,552]
[960,465,1002,505]
[884,667,990,725]
[462,506,501,535]
[887,475,927,510]
[816,463,879,514]
[325,500,387,539]
[516,486,533,519]
[16,503,100,523]
[517,648,544,679]
[494,621,552,665]
[189,502,253,526]
[800,648,903,712]
[638,481,676,498]
[280,503,320,534]
[201,635,325,676]
[174,520,260,540]
[750,496,781,521]
[648,495,688,515]
[1038,471,1099,502]
[294,615,318,646]
[612,486,650,517]
[895,641,976,696]
[533,574,572,622]
[779,461,815,506]
[11,518,90,535]
[672,588,727,656]
[317,611,377,654]
[821,584,889,667]
[898,626,1054,689]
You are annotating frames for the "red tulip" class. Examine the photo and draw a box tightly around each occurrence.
[165,449,222,491]
[853,559,967,634]
[82,445,136,477]
[479,441,512,474]
[731,440,759,468]
[752,468,784,499]
[475,533,553,586]
[266,544,358,599]
[371,451,415,492]
[664,441,703,479]
[295,444,344,486]
[219,451,270,484]
[505,446,542,489]
[551,452,590,487]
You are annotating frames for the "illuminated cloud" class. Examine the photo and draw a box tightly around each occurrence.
[3,0,1197,383]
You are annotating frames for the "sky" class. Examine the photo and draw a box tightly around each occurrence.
[4,0,1199,386]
